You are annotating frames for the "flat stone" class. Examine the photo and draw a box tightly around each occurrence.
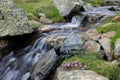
[53,69,109,80]
[84,40,100,53]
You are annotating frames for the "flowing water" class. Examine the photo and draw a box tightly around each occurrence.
[0,6,118,80]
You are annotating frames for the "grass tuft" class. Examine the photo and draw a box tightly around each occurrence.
[14,0,63,22]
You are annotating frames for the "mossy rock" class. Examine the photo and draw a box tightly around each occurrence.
[0,0,33,37]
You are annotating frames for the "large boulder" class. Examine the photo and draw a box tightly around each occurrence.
[0,0,38,59]
[60,33,84,57]
[53,0,84,16]
[53,69,109,80]
[0,0,33,37]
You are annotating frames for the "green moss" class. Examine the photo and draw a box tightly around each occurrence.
[84,0,103,7]
[63,53,120,80]
[111,31,120,49]
[14,0,63,22]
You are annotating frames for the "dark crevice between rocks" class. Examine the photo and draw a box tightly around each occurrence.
[0,30,42,60]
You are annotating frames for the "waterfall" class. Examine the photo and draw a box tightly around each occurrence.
[0,35,52,80]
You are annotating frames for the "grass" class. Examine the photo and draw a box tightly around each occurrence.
[14,0,63,22]
[63,53,120,80]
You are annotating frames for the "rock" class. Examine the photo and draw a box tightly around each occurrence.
[114,39,120,59]
[53,69,109,80]
[112,16,120,22]
[83,4,93,11]
[41,27,52,32]
[99,38,112,61]
[53,0,84,16]
[39,17,53,24]
[46,35,68,49]
[60,33,84,57]
[83,29,100,41]
[84,40,100,53]
[100,31,116,39]
[0,0,33,37]
[39,13,46,18]
[112,60,120,66]
[31,49,58,80]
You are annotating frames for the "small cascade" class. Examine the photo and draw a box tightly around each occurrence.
[0,34,53,80]
[60,16,84,29]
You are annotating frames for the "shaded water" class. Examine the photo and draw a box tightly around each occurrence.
[0,6,117,80]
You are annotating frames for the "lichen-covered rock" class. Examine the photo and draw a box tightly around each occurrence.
[53,69,109,80]
[0,0,33,37]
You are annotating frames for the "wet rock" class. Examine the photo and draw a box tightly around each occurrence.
[31,49,58,80]
[53,0,84,16]
[53,69,109,80]
[99,38,112,61]
[84,40,100,53]
[60,33,84,57]
[46,35,68,49]
[41,27,52,33]
[83,29,100,41]
[114,39,120,59]
[112,16,120,22]
[100,31,116,39]
[0,0,33,37]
